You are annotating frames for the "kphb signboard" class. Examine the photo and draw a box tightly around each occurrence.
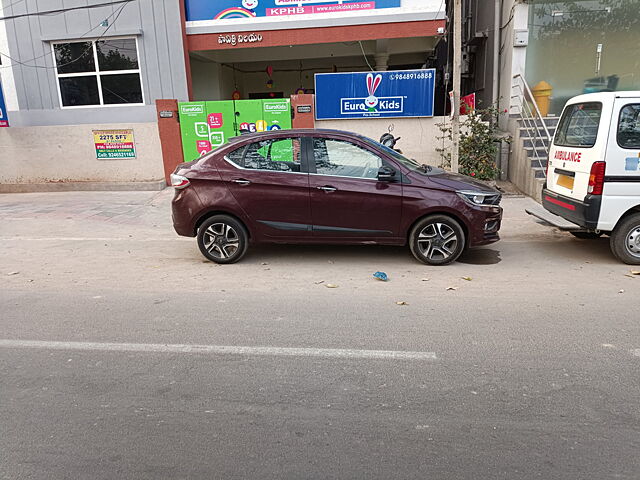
[185,0,401,20]
[314,69,436,120]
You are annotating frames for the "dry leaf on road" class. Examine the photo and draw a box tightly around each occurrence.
[325,284,338,288]
[396,301,408,306]
[446,286,458,291]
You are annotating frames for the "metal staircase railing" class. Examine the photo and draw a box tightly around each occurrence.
[511,74,552,177]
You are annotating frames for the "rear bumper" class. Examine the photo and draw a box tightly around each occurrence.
[171,188,201,237]
[542,188,602,229]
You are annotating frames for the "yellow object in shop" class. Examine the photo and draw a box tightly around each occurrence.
[532,81,553,117]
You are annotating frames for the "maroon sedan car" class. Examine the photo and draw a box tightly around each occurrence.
[171,129,502,265]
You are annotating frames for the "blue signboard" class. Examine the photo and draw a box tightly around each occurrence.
[0,80,9,127]
[185,0,401,21]
[314,69,436,120]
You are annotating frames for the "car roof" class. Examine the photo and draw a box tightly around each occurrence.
[227,128,373,143]
[566,91,640,105]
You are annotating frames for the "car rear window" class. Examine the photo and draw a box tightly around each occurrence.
[617,104,640,149]
[554,102,602,148]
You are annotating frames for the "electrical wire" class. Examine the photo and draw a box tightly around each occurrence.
[358,40,374,72]
[0,0,133,70]
[0,0,132,21]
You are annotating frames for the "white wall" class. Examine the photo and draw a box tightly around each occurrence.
[0,3,19,112]
[498,0,529,128]
[0,123,164,186]
[316,116,450,166]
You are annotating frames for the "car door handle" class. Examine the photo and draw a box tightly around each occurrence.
[232,179,251,186]
[317,186,337,193]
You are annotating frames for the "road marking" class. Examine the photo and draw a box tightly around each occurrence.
[0,339,437,361]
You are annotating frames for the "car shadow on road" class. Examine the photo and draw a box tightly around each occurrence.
[245,244,417,265]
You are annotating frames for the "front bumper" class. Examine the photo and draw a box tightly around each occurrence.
[467,205,503,247]
[542,188,601,230]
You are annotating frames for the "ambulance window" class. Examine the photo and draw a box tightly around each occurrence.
[617,104,640,149]
[554,102,602,148]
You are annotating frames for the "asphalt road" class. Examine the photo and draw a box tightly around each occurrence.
[1,190,639,480]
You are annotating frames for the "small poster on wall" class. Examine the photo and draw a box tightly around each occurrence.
[93,130,136,159]
[0,80,9,127]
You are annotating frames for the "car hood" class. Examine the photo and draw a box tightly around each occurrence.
[426,172,499,193]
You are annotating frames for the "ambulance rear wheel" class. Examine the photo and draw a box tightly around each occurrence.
[610,213,640,265]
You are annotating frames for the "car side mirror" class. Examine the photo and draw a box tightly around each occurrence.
[377,165,396,182]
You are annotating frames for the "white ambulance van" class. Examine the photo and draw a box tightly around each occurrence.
[541,92,640,264]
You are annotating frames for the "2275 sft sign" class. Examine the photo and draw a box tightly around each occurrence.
[314,69,436,120]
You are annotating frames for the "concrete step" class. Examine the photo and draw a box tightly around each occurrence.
[524,146,550,159]
[519,127,556,139]
[532,167,547,179]
[530,158,548,168]
[517,116,560,128]
[523,138,551,148]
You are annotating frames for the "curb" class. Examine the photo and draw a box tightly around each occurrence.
[0,180,167,193]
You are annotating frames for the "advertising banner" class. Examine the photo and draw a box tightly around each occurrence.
[93,130,136,159]
[178,99,292,162]
[185,0,401,21]
[314,69,436,120]
[0,80,9,127]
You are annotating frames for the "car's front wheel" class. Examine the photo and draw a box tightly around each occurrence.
[197,215,249,264]
[409,215,466,265]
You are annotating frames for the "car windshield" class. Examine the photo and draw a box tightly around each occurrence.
[361,137,444,175]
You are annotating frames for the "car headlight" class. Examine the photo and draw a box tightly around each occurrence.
[457,190,500,206]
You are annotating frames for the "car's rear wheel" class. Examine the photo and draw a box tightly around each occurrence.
[570,231,603,239]
[197,215,249,264]
[409,215,466,266]
[610,213,640,265]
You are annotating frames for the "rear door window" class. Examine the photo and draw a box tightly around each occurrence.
[228,138,302,172]
[554,102,602,148]
[617,104,640,149]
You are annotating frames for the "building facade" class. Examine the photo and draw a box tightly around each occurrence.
[1,0,447,190]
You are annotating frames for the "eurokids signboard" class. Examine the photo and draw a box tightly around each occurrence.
[314,69,436,120]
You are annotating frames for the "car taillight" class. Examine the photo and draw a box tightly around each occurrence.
[587,161,605,195]
[170,173,190,189]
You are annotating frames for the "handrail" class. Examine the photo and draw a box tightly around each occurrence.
[513,74,552,143]
[512,74,553,177]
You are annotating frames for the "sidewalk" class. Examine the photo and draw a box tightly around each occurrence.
[1,188,634,298]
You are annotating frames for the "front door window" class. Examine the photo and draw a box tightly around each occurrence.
[313,138,382,179]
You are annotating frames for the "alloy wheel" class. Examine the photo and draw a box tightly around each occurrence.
[203,223,240,260]
[417,222,459,262]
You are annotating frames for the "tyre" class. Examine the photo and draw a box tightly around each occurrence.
[409,215,466,266]
[570,231,603,239]
[610,213,640,265]
[197,215,249,264]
